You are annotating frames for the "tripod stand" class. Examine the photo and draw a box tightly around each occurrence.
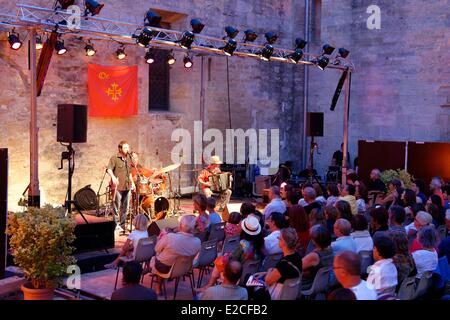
[59,143,88,224]
[305,137,326,195]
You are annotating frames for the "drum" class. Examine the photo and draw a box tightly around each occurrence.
[136,176,152,195]
[140,195,170,219]
[208,173,232,192]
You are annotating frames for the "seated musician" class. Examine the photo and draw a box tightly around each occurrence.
[198,155,232,211]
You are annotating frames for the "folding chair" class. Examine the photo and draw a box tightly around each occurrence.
[301,266,333,300]
[260,253,283,272]
[413,271,433,299]
[114,236,157,290]
[358,250,374,276]
[279,276,302,300]
[150,255,196,300]
[239,259,261,286]
[208,222,226,242]
[195,240,218,287]
[396,276,416,300]
[222,235,241,255]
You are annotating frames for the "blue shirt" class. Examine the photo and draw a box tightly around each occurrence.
[209,211,222,225]
[263,198,287,220]
[331,236,358,253]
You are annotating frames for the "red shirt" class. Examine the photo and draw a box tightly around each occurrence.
[434,191,445,207]
[198,166,221,190]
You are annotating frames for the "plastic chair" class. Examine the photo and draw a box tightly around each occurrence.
[396,276,416,300]
[279,276,302,300]
[239,259,261,286]
[114,236,157,290]
[413,271,433,299]
[208,222,226,242]
[301,266,332,300]
[358,250,374,276]
[150,255,196,300]
[195,230,209,243]
[195,240,218,287]
[222,235,241,255]
[437,225,447,242]
[260,253,283,272]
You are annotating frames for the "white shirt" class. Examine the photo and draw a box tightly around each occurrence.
[127,230,149,258]
[412,249,438,278]
[351,280,378,300]
[298,198,308,207]
[351,230,374,253]
[264,230,282,255]
[356,198,366,212]
[404,222,416,234]
[367,258,398,293]
[315,196,327,206]
[263,198,286,220]
[326,196,339,207]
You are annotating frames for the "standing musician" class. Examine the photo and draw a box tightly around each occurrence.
[198,155,232,211]
[107,141,135,233]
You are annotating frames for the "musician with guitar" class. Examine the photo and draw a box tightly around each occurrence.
[198,155,232,211]
[107,140,135,233]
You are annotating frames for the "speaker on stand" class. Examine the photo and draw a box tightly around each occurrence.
[0,149,7,279]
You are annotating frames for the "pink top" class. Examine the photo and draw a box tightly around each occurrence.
[225,223,242,238]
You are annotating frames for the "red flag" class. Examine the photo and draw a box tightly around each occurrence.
[88,64,138,117]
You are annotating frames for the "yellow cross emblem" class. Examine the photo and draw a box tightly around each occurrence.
[105,82,122,102]
[98,72,110,80]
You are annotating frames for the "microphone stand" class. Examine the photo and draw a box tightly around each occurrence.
[96,167,109,216]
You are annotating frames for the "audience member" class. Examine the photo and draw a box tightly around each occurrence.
[412,179,427,204]
[327,288,357,300]
[388,231,417,285]
[350,214,374,253]
[332,219,357,253]
[410,211,433,253]
[111,261,157,300]
[412,226,439,278]
[240,202,256,219]
[370,207,389,236]
[388,205,406,234]
[438,210,450,263]
[368,168,386,193]
[326,183,340,207]
[287,205,310,252]
[264,212,286,255]
[355,182,368,213]
[313,183,327,206]
[339,184,357,216]
[299,186,322,215]
[430,177,445,207]
[309,207,327,228]
[263,186,287,220]
[335,200,353,223]
[193,194,210,233]
[225,212,242,238]
[324,205,338,236]
[207,197,222,226]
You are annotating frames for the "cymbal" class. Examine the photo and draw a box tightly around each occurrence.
[150,179,163,184]
[150,163,181,178]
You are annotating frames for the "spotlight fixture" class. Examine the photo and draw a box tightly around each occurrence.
[8,31,22,50]
[36,35,43,50]
[116,45,126,60]
[134,27,153,47]
[56,0,75,10]
[190,19,205,34]
[145,49,155,64]
[144,10,162,27]
[337,47,350,59]
[167,51,176,65]
[322,44,335,55]
[183,54,193,68]
[295,37,307,49]
[84,0,104,16]
[178,30,195,49]
[55,39,67,55]
[264,32,278,44]
[287,48,304,64]
[84,42,96,56]
[243,29,258,42]
[224,26,239,39]
[316,55,329,70]
[259,44,274,61]
[220,39,238,56]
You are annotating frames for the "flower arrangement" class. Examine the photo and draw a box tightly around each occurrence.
[380,169,414,190]
[7,205,77,289]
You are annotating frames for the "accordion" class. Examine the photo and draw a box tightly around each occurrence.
[208,173,232,192]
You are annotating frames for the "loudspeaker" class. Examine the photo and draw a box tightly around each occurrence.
[57,104,88,143]
[306,112,324,137]
[0,149,7,279]
[73,215,115,253]
[221,203,243,223]
[148,217,179,236]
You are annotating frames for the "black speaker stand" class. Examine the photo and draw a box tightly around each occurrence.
[305,137,326,195]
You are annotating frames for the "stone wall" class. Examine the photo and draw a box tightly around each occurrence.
[0,0,305,210]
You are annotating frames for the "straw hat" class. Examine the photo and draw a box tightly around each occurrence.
[241,215,262,236]
[209,155,223,165]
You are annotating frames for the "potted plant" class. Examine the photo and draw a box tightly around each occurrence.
[7,205,77,300]
[380,168,414,190]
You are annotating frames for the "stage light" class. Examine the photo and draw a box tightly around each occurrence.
[85,0,104,16]
[145,49,155,64]
[287,48,304,64]
[316,55,329,70]
[221,39,237,56]
[243,29,258,42]
[36,35,43,50]
[264,32,278,44]
[224,26,239,39]
[84,41,96,56]
[116,45,126,60]
[55,39,67,55]
[167,51,176,65]
[295,37,307,49]
[56,0,75,10]
[190,19,205,34]
[134,27,153,47]
[144,10,162,27]
[179,30,195,49]
[183,55,193,68]
[259,44,274,61]
[8,31,22,50]
[338,48,350,59]
[322,44,335,55]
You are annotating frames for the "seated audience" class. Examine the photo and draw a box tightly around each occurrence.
[332,219,357,253]
[302,225,334,289]
[111,261,157,300]
[207,197,222,226]
[105,214,149,269]
[370,206,389,236]
[263,186,287,220]
[339,184,358,216]
[368,168,386,193]
[438,210,450,263]
[287,205,310,253]
[325,205,338,236]
[201,260,248,300]
[327,288,357,300]
[429,177,445,208]
[193,194,210,234]
[410,211,434,253]
[326,183,340,207]
[412,226,439,279]
[404,203,426,234]
[299,186,322,215]
[225,211,242,238]
[381,179,404,207]
[388,231,417,285]
[334,200,354,223]
[428,194,445,225]
[240,202,256,219]
[285,189,301,209]
[412,179,427,204]
[388,205,406,234]
[333,251,377,300]
[313,183,327,206]
[309,207,327,228]
[264,212,286,255]
[355,182,368,213]
[367,233,398,296]
[350,214,374,253]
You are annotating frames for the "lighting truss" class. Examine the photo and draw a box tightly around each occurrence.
[0,3,355,71]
